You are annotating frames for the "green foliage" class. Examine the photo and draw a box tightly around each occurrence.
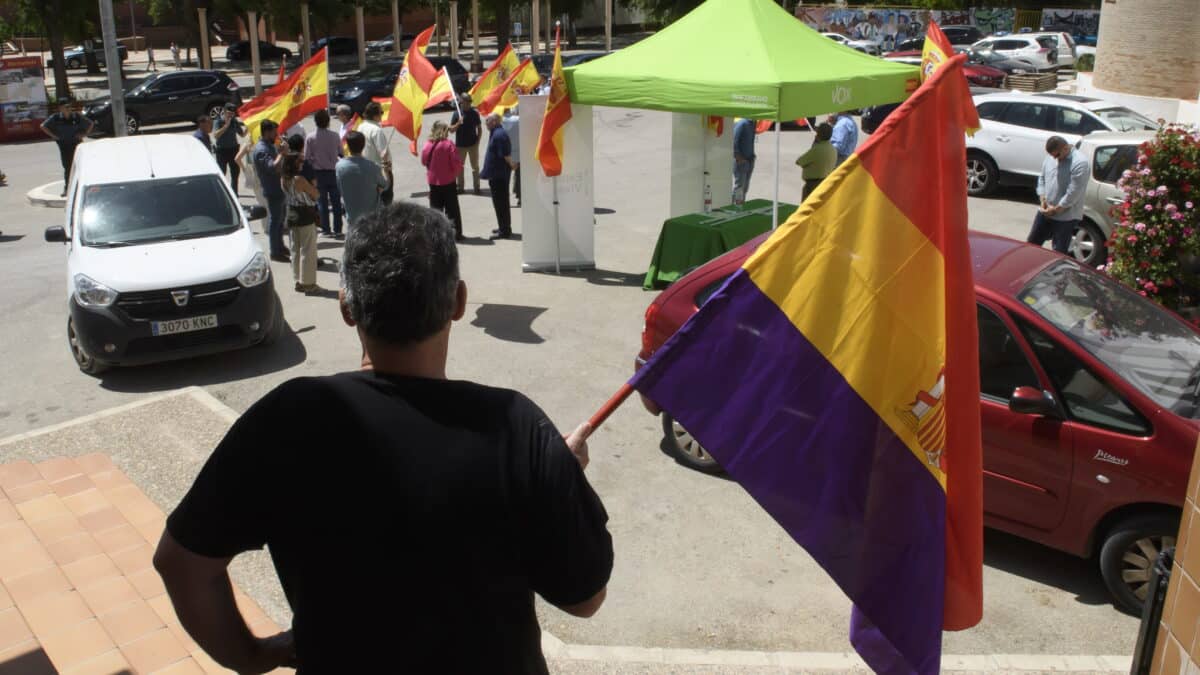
[1075,52,1094,72]
[1105,126,1200,314]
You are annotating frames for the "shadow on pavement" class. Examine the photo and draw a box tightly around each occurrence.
[562,268,644,287]
[594,207,616,215]
[470,304,546,344]
[97,321,307,393]
[983,528,1113,607]
[0,234,26,243]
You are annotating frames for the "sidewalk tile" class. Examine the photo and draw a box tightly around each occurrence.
[14,494,70,524]
[188,648,228,674]
[0,521,39,557]
[152,657,207,674]
[165,622,198,653]
[99,598,165,646]
[35,458,82,484]
[0,500,19,526]
[88,470,132,492]
[147,594,179,626]
[4,566,72,606]
[120,626,189,673]
[128,567,167,600]
[0,642,56,675]
[74,454,116,475]
[3,480,52,505]
[78,506,126,535]
[61,554,121,592]
[18,589,92,636]
[134,516,167,544]
[62,489,108,518]
[0,581,11,611]
[28,513,86,546]
[94,523,144,556]
[0,541,54,582]
[60,648,132,675]
[110,542,154,577]
[77,575,140,616]
[39,618,115,671]
[0,462,41,492]
[46,532,103,566]
[50,474,95,499]
[0,607,33,652]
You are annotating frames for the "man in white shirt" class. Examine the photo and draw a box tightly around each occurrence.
[359,101,392,204]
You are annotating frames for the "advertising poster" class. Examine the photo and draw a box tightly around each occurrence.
[0,56,49,142]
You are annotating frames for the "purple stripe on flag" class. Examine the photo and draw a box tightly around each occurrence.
[631,269,946,675]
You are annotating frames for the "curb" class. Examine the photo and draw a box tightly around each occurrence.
[27,181,65,208]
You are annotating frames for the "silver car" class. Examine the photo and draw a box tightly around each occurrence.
[1072,130,1156,267]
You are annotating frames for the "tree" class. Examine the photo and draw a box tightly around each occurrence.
[17,0,93,99]
[141,0,202,64]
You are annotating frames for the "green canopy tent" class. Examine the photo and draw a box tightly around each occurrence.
[563,0,920,226]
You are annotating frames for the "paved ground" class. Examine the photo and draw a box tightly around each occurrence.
[0,103,1141,665]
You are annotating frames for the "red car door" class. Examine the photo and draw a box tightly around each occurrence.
[977,302,1075,531]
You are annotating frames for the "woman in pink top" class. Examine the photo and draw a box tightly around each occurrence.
[421,121,465,241]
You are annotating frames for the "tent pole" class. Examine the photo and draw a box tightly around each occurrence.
[701,115,708,213]
[553,176,562,274]
[772,118,781,230]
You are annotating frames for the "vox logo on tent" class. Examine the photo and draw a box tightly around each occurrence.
[831,86,851,107]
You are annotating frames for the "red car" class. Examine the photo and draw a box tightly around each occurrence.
[635,231,1200,615]
[885,50,1008,89]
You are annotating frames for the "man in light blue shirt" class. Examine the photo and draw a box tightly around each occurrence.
[1028,135,1090,255]
[829,111,858,166]
[732,118,756,205]
[336,131,389,231]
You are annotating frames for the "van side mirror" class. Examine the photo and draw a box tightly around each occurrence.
[44,226,69,243]
[1008,386,1061,417]
[243,205,267,222]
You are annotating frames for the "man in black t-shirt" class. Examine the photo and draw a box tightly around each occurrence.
[40,97,94,196]
[448,93,482,194]
[154,202,613,674]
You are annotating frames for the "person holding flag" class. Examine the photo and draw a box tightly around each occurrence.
[238,48,329,143]
[449,93,482,194]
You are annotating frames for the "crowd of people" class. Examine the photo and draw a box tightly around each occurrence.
[731,110,856,206]
[190,97,523,295]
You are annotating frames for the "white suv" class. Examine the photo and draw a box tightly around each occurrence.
[966,92,1157,198]
[1025,31,1077,68]
[1070,131,1156,267]
[822,33,882,56]
[969,35,1059,72]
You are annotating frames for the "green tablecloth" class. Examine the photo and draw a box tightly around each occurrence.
[643,199,798,289]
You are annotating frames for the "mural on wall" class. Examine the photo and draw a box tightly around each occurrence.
[1040,8,1100,40]
[970,8,1015,35]
[794,6,1098,44]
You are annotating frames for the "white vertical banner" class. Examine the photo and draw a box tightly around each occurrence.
[669,113,733,218]
[518,94,595,272]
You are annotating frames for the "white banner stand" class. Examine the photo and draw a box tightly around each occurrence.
[669,113,733,218]
[519,94,595,272]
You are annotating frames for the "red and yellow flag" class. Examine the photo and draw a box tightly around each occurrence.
[426,68,456,110]
[535,28,572,177]
[384,25,440,150]
[469,43,519,106]
[922,22,979,134]
[240,48,329,142]
[478,59,541,116]
[707,116,723,137]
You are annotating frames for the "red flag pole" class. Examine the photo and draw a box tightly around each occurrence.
[588,383,634,430]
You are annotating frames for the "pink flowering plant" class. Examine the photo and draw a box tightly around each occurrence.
[1105,125,1200,313]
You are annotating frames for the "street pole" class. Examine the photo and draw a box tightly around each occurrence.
[531,0,540,56]
[449,1,458,60]
[128,0,136,50]
[471,0,481,72]
[197,7,211,70]
[604,0,612,52]
[248,10,262,95]
[391,0,402,57]
[301,3,311,61]
[99,0,126,137]
[355,4,366,72]
[434,3,442,57]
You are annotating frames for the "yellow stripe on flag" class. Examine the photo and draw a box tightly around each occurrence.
[535,30,572,177]
[243,48,329,142]
[469,43,519,106]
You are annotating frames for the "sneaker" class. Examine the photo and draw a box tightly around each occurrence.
[271,253,291,263]
[295,283,322,294]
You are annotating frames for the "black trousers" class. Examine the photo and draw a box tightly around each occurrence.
[513,166,521,202]
[215,147,240,196]
[1027,211,1077,255]
[58,141,78,187]
[429,183,463,236]
[381,168,394,205]
[802,177,824,202]
[489,177,511,235]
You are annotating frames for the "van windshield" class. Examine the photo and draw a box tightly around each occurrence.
[79,175,241,247]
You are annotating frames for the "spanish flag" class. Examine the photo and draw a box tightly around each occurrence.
[385,25,439,150]
[922,22,979,134]
[535,28,571,178]
[425,67,456,110]
[240,48,329,142]
[629,54,983,675]
[469,42,519,106]
[239,62,289,117]
[478,59,541,116]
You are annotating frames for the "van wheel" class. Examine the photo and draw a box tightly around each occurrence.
[67,318,107,376]
[966,153,999,197]
[661,414,723,474]
[259,293,285,346]
[1071,220,1107,267]
[1099,514,1178,615]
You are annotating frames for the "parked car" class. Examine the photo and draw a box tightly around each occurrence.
[365,33,414,53]
[330,57,471,114]
[966,92,1158,197]
[1070,131,1156,266]
[942,25,985,46]
[224,40,292,62]
[312,36,358,57]
[532,51,610,80]
[860,102,902,134]
[1025,30,1077,68]
[966,47,1044,75]
[48,44,128,70]
[1042,22,1098,47]
[634,229,1200,615]
[43,135,281,375]
[86,70,243,136]
[885,50,1007,88]
[969,35,1059,72]
[821,33,881,56]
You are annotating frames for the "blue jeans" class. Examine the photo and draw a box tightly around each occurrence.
[1027,211,1077,255]
[314,170,343,234]
[266,193,287,256]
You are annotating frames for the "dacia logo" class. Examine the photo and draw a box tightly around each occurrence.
[832,85,851,106]
[171,290,190,307]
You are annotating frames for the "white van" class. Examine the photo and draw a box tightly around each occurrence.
[45,134,283,375]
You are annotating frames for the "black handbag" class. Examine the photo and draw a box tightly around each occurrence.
[287,203,318,229]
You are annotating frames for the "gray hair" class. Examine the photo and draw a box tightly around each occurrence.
[341,203,460,345]
[336,104,352,117]
[486,112,502,124]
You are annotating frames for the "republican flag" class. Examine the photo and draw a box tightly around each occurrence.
[240,48,329,142]
[385,25,440,151]
[468,42,519,106]
[478,59,541,116]
[629,54,983,675]
[535,28,572,177]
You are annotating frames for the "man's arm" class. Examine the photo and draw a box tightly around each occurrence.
[830,122,848,155]
[80,117,94,139]
[213,118,229,139]
[796,146,815,168]
[1056,157,1089,210]
[40,117,58,141]
[153,532,294,673]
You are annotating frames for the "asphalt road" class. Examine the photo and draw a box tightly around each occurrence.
[0,109,1137,656]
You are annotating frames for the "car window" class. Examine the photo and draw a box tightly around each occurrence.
[1092,107,1158,132]
[994,40,1027,51]
[976,101,1006,121]
[974,40,994,50]
[1018,261,1200,418]
[978,305,1041,401]
[152,76,195,94]
[1057,108,1107,135]
[1019,321,1150,435]
[193,74,219,90]
[999,102,1054,131]
[1093,145,1139,183]
[1037,37,1059,50]
[79,175,240,247]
